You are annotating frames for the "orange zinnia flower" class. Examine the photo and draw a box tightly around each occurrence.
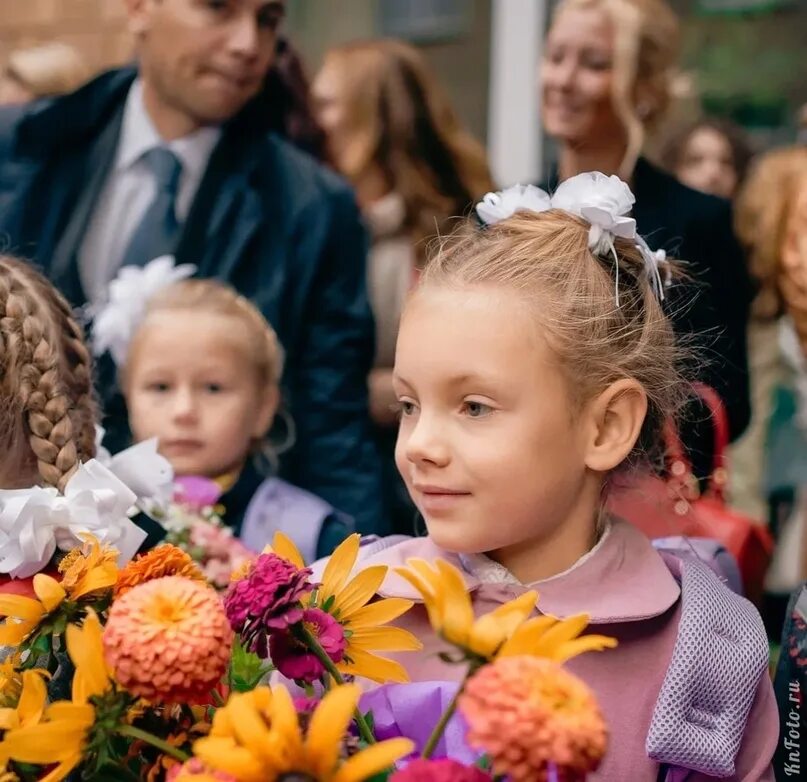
[114,545,206,598]
[104,576,232,703]
[459,655,608,782]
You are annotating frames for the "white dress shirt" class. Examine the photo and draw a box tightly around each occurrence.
[79,80,221,303]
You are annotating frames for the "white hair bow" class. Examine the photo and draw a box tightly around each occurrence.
[94,428,175,516]
[476,172,668,304]
[92,255,197,366]
[0,440,173,578]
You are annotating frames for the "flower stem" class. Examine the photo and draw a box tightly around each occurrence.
[210,688,225,707]
[422,666,476,759]
[116,724,190,763]
[296,625,376,746]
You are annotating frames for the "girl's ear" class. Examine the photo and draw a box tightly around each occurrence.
[252,385,280,440]
[582,378,648,473]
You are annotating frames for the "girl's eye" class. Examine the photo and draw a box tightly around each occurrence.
[205,383,224,394]
[582,54,611,70]
[147,382,170,393]
[463,401,493,418]
[396,400,418,417]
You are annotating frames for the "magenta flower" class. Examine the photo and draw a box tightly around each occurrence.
[223,553,315,656]
[269,608,347,683]
[174,475,223,511]
[391,759,493,782]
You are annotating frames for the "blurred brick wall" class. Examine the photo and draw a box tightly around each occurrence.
[0,0,134,78]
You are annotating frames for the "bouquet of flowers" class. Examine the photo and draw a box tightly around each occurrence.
[158,476,255,589]
[0,532,616,782]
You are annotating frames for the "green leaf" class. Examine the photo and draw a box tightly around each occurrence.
[29,633,51,656]
[321,594,336,613]
[51,613,68,636]
[363,709,375,734]
[229,637,273,692]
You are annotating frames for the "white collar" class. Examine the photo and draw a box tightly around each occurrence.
[459,520,614,586]
[115,79,221,180]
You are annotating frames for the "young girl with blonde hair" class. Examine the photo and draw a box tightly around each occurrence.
[93,259,352,563]
[336,175,776,780]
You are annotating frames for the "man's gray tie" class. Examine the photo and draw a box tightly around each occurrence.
[120,147,183,268]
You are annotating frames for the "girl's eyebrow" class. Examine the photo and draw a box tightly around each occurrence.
[393,372,500,391]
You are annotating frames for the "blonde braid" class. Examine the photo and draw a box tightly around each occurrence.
[39,284,97,463]
[0,257,89,491]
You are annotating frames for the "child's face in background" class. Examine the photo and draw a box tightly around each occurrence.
[394,286,605,578]
[125,311,277,478]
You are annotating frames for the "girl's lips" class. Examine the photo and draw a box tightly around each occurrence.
[414,486,472,513]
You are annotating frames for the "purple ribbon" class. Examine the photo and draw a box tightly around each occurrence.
[359,681,480,764]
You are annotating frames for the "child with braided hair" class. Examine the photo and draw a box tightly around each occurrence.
[0,255,168,593]
[0,255,96,492]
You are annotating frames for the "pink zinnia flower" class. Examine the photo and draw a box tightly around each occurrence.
[269,608,347,683]
[174,476,222,511]
[391,759,493,782]
[223,553,315,656]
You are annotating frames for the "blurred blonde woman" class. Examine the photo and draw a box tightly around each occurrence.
[0,42,90,104]
[540,0,751,481]
[312,39,494,533]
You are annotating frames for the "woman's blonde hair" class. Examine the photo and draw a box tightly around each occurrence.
[4,42,90,99]
[734,146,807,319]
[0,256,97,491]
[553,0,680,178]
[318,39,495,263]
[124,279,284,392]
[419,211,685,468]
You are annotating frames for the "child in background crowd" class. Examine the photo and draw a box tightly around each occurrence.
[92,259,352,563]
[331,175,777,780]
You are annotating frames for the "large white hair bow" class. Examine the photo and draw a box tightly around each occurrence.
[0,439,173,578]
[475,172,666,304]
[92,255,197,366]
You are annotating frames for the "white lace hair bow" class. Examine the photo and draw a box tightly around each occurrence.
[476,172,667,305]
[0,438,173,578]
[92,255,197,366]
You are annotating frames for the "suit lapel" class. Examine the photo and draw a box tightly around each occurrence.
[175,133,266,281]
[48,105,124,307]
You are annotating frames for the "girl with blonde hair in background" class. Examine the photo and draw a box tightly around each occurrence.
[540,0,752,483]
[312,38,495,534]
[0,42,89,104]
[92,260,353,564]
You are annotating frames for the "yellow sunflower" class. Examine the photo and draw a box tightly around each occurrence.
[0,537,118,649]
[396,558,616,662]
[57,535,119,599]
[0,653,23,704]
[193,684,413,782]
[0,611,113,782]
[0,670,47,731]
[268,533,422,684]
[0,575,67,647]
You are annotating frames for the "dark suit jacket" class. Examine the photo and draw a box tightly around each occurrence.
[545,158,752,479]
[0,67,386,535]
